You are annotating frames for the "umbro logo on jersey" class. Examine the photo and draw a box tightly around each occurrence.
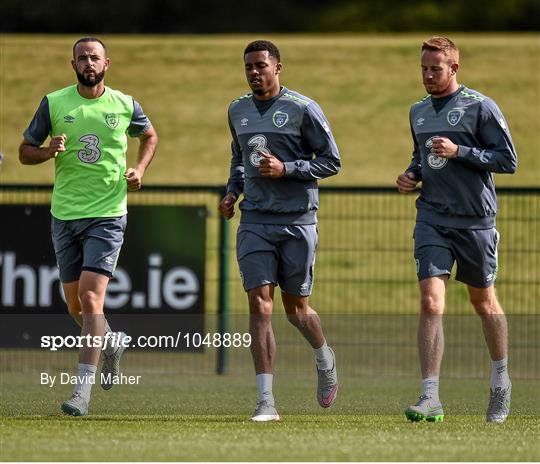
[64,115,75,123]
[447,107,465,126]
[241,118,249,126]
[105,113,119,129]
[416,117,424,126]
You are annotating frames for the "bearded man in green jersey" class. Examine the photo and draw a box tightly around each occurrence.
[19,37,158,416]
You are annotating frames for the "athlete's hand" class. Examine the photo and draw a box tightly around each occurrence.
[259,152,285,178]
[396,171,419,193]
[48,134,67,158]
[431,137,458,158]
[218,192,238,219]
[125,167,144,191]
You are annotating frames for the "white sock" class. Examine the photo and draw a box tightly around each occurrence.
[422,375,440,402]
[315,342,333,371]
[256,373,274,405]
[491,357,511,390]
[74,363,97,401]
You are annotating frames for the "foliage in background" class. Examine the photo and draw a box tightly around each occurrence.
[1,0,539,33]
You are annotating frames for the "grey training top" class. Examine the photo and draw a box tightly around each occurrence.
[227,87,341,225]
[406,85,517,229]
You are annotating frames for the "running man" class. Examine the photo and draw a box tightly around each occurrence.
[20,37,158,416]
[396,36,517,423]
[219,40,341,421]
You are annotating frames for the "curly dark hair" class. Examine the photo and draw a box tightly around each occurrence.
[244,40,280,62]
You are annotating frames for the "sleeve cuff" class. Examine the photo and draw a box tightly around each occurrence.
[283,161,297,177]
[226,188,241,198]
[405,169,421,181]
[22,130,45,147]
[456,145,468,159]
[129,122,152,138]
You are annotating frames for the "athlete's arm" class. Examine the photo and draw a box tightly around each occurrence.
[404,112,423,180]
[225,113,245,198]
[259,152,285,178]
[397,116,421,193]
[282,103,341,180]
[125,125,158,191]
[19,135,67,165]
[453,101,517,174]
[19,96,61,165]
[218,191,238,219]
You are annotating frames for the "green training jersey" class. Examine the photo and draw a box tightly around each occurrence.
[23,84,151,220]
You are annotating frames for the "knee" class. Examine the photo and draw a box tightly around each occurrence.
[249,294,273,316]
[470,296,502,316]
[420,295,444,316]
[78,289,103,313]
[285,303,312,329]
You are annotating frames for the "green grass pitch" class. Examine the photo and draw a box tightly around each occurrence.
[1,370,539,461]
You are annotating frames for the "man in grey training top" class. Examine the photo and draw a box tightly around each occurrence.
[396,36,517,423]
[218,40,341,421]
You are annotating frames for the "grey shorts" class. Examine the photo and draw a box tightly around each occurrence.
[414,222,499,288]
[236,223,317,296]
[51,215,127,283]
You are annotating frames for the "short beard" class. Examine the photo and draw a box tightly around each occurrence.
[76,69,105,87]
[251,87,265,96]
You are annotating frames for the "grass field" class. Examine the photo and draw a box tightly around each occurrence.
[1,371,539,461]
[1,317,539,462]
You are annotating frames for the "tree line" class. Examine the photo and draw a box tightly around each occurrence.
[2,0,539,32]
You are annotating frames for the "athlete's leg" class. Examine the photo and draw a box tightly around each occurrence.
[63,281,83,327]
[452,226,511,421]
[409,225,453,421]
[278,224,328,353]
[61,271,108,416]
[248,284,280,421]
[282,292,338,408]
[468,285,507,362]
[468,284,511,422]
[77,271,108,365]
[418,276,447,380]
[405,275,447,422]
[248,284,276,375]
[281,293,324,349]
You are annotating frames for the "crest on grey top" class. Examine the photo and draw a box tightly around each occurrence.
[447,108,465,127]
[272,111,289,128]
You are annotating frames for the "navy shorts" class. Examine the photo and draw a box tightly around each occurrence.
[51,215,127,283]
[236,223,317,296]
[413,222,499,288]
